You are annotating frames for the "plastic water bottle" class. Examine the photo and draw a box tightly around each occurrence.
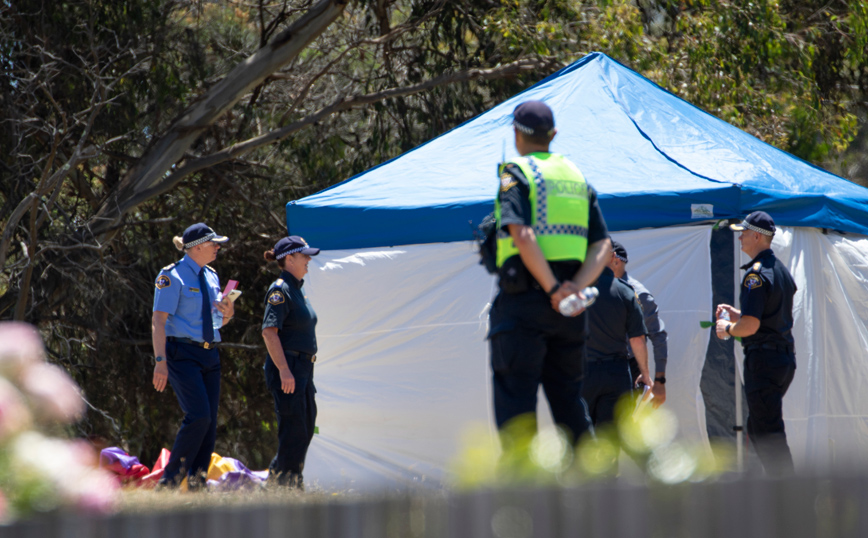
[719,309,731,340]
[559,287,599,317]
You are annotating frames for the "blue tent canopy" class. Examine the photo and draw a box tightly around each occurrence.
[287,52,868,250]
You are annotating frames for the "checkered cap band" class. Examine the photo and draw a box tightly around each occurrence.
[276,245,310,260]
[513,120,554,137]
[615,253,628,262]
[184,232,216,249]
[741,221,774,236]
[513,121,535,135]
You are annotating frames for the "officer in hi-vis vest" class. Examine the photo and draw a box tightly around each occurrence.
[489,100,612,446]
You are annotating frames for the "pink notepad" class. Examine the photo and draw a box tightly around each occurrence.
[222,280,238,297]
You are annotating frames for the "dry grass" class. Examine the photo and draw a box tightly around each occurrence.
[117,486,348,514]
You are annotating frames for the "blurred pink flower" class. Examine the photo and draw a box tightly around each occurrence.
[11,432,119,514]
[0,377,32,442]
[66,470,119,514]
[0,322,45,381]
[20,363,85,424]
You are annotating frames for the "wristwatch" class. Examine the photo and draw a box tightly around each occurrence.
[155,355,165,363]
[655,376,666,384]
[546,282,561,296]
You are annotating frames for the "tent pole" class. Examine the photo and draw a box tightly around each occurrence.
[733,232,744,472]
[735,352,744,472]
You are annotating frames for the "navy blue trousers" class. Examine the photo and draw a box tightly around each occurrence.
[264,352,317,483]
[488,290,591,444]
[162,341,221,484]
[581,359,633,427]
[744,347,796,476]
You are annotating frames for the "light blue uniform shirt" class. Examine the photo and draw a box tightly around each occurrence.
[153,255,223,342]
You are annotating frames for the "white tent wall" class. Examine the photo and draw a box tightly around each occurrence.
[298,227,712,489]
[735,228,868,471]
[610,227,713,447]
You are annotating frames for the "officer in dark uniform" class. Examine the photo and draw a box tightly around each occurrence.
[260,236,321,490]
[582,264,650,427]
[716,211,797,476]
[152,223,234,488]
[608,241,669,406]
[489,100,612,445]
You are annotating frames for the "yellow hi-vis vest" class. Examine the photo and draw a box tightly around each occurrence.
[494,153,590,268]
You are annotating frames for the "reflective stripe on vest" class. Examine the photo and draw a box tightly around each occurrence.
[494,153,590,267]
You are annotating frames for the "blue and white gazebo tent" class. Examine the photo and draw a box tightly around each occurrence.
[286,53,868,488]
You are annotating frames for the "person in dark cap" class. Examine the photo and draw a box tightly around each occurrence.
[260,235,322,490]
[152,222,235,489]
[608,240,669,406]
[581,253,649,432]
[715,211,797,476]
[488,100,613,450]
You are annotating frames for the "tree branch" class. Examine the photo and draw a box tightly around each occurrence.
[128,57,552,205]
[88,0,350,238]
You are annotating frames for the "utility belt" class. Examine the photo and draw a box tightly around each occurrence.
[744,342,794,354]
[498,257,533,294]
[285,349,317,363]
[498,257,581,294]
[167,336,217,350]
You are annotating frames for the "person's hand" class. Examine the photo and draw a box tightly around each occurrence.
[634,375,655,406]
[716,319,732,339]
[635,374,654,392]
[715,304,740,322]
[280,367,296,394]
[153,362,168,392]
[651,379,666,408]
[550,281,579,313]
[215,297,235,320]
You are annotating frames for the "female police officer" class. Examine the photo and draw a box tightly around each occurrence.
[260,236,321,490]
[152,222,234,489]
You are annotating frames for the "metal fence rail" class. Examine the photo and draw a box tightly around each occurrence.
[4,473,868,538]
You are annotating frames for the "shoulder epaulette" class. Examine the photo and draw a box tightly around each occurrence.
[161,262,179,271]
[204,264,217,274]
[274,278,284,287]
[752,261,762,271]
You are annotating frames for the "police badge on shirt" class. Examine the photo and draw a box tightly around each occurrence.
[744,273,762,289]
[268,290,285,305]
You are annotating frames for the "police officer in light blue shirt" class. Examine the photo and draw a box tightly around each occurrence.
[151,222,235,488]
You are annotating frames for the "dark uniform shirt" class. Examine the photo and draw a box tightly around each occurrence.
[261,270,318,355]
[498,159,609,283]
[739,248,796,348]
[587,267,647,361]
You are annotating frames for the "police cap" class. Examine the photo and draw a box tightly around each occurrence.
[274,236,320,259]
[730,211,776,236]
[182,223,229,248]
[513,100,555,138]
[611,240,628,263]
